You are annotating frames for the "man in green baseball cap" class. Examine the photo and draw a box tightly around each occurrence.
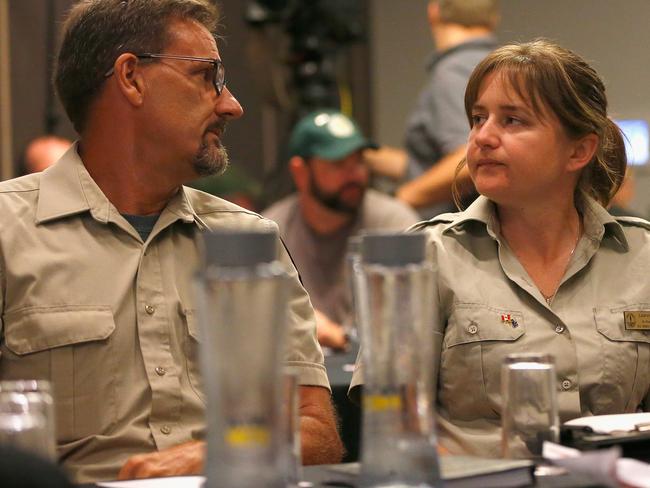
[263,110,419,350]
[284,110,379,215]
[288,110,378,161]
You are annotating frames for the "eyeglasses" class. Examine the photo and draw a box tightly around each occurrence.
[104,53,226,96]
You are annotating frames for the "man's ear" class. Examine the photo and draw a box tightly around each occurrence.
[568,133,599,172]
[289,156,309,192]
[111,53,146,107]
[427,1,440,27]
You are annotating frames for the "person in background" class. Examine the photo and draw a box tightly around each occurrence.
[608,167,642,217]
[189,164,261,212]
[21,135,72,174]
[352,39,650,456]
[366,0,499,217]
[0,0,342,483]
[263,110,420,351]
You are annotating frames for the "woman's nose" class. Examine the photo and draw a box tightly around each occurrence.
[473,118,499,148]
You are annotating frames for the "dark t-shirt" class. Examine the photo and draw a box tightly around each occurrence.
[262,190,420,326]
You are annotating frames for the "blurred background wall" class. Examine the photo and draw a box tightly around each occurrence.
[4,0,650,214]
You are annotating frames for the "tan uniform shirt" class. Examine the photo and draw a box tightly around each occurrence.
[0,145,328,482]
[351,195,650,457]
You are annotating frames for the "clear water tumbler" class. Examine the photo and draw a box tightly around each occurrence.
[501,353,559,459]
[356,232,441,488]
[281,371,302,487]
[0,380,56,461]
[196,231,291,488]
[344,235,362,342]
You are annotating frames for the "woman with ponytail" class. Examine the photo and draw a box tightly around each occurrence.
[352,39,650,456]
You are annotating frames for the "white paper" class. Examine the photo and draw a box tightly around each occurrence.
[543,442,619,488]
[617,458,650,488]
[97,475,205,488]
[564,412,650,434]
[544,441,650,488]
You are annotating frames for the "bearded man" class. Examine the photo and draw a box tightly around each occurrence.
[263,111,420,350]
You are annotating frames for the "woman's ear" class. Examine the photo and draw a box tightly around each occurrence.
[568,133,599,172]
[111,53,146,107]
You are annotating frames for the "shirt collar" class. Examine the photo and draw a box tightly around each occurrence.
[441,194,629,251]
[36,142,203,229]
[440,195,500,239]
[426,34,498,71]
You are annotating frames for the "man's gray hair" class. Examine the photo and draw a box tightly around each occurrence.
[54,0,220,133]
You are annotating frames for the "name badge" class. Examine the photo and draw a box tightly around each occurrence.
[624,311,650,330]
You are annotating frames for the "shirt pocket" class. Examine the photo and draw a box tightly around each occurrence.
[594,304,650,411]
[440,303,525,420]
[0,305,117,444]
[181,307,205,405]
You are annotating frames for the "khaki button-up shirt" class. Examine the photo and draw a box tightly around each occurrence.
[351,195,650,457]
[0,145,328,482]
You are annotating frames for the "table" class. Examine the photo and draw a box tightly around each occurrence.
[77,464,606,488]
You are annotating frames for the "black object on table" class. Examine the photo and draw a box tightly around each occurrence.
[303,463,608,488]
[561,423,650,462]
[324,342,360,463]
[0,445,74,488]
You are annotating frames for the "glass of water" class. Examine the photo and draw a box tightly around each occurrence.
[281,371,302,487]
[501,353,559,459]
[0,380,57,461]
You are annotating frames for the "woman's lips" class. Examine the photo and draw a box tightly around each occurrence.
[475,158,504,169]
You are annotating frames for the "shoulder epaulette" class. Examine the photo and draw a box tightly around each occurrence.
[408,213,456,232]
[613,216,650,231]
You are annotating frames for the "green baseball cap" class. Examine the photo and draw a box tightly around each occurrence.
[287,110,378,161]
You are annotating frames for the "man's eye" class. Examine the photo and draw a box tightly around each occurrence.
[203,68,214,81]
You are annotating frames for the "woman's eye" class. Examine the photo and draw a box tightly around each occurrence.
[505,116,523,125]
[471,114,486,125]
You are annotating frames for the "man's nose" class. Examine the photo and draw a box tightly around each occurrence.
[214,86,243,120]
[346,162,369,182]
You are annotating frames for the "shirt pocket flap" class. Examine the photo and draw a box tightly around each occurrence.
[181,307,201,342]
[595,304,650,344]
[446,303,525,347]
[3,306,116,355]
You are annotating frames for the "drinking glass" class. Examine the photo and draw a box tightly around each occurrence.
[356,232,441,487]
[196,231,290,488]
[0,380,56,461]
[501,353,559,459]
[343,235,362,342]
[281,371,302,487]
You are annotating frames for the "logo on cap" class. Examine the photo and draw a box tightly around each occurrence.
[313,113,355,138]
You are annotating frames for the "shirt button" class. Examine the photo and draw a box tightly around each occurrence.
[161,425,171,435]
[155,366,166,376]
[468,324,478,335]
[145,304,155,315]
[555,325,565,334]
[561,379,572,390]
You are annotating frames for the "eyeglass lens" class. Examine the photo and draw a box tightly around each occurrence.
[214,61,225,95]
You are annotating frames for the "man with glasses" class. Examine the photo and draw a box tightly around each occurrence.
[0,0,342,483]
